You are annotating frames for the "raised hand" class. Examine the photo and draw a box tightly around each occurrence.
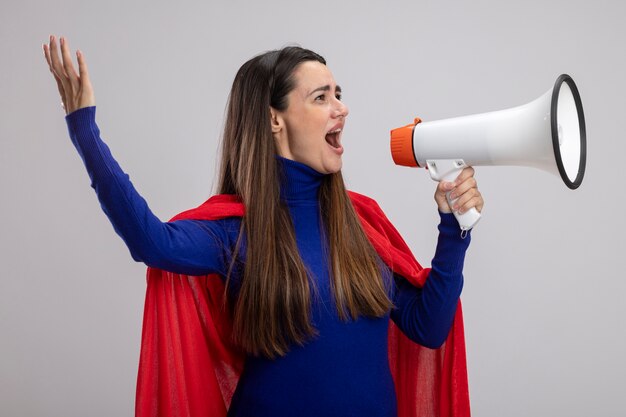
[43,35,95,115]
[434,166,484,215]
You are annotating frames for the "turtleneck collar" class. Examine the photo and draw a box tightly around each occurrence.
[277,156,326,203]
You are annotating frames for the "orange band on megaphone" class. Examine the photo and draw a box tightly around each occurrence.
[390,117,422,167]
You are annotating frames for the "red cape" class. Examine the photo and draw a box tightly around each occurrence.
[135,192,470,417]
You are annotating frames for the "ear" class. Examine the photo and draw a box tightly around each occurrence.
[270,107,283,134]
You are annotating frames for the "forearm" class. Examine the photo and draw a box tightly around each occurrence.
[391,213,470,348]
[66,107,155,256]
[65,107,228,275]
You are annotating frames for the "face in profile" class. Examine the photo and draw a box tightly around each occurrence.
[272,61,349,174]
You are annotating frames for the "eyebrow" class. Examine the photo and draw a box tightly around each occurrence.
[308,84,342,96]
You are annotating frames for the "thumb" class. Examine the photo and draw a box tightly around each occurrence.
[437,181,454,195]
[76,50,96,106]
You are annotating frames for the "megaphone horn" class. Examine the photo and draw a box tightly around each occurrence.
[390,74,586,232]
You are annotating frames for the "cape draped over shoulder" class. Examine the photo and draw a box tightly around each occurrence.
[135,192,470,417]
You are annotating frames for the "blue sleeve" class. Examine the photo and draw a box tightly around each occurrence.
[390,212,470,349]
[64,106,235,276]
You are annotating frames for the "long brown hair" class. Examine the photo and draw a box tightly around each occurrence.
[217,47,392,359]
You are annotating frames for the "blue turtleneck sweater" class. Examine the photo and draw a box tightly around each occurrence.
[65,106,471,417]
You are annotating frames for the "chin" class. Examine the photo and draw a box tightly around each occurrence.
[330,163,343,174]
[320,158,342,174]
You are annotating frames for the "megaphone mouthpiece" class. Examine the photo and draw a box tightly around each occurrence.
[390,118,422,167]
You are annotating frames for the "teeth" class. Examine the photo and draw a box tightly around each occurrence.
[327,128,342,134]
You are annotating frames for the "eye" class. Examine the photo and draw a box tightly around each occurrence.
[335,92,342,101]
[315,93,326,101]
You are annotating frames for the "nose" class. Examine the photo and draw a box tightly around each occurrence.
[334,100,349,119]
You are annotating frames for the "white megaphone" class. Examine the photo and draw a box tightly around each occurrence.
[390,74,586,232]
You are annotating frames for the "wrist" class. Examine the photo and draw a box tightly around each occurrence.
[66,105,96,119]
[438,211,471,239]
[65,106,98,147]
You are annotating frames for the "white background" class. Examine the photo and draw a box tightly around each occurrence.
[1,0,625,416]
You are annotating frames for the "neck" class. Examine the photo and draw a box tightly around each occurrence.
[277,156,325,202]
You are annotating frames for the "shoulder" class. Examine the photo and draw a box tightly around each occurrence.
[347,190,391,229]
[170,194,245,222]
[347,191,385,216]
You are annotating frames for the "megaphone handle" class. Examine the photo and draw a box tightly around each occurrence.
[426,159,482,232]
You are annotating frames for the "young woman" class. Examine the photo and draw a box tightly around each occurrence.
[43,35,483,417]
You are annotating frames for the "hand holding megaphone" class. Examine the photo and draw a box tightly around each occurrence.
[391,74,586,231]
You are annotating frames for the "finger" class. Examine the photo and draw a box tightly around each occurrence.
[453,187,477,211]
[435,180,454,197]
[454,189,483,214]
[44,44,62,83]
[43,43,69,112]
[433,182,453,213]
[448,176,477,201]
[453,166,475,185]
[43,43,53,69]
[458,195,484,214]
[48,35,73,100]
[48,35,67,79]
[43,43,62,82]
[60,37,80,91]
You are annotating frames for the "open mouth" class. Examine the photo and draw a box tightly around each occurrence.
[325,128,342,149]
